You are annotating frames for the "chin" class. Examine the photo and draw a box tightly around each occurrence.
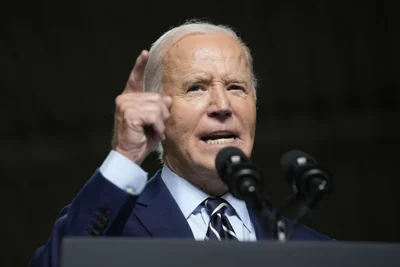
[201,158,218,172]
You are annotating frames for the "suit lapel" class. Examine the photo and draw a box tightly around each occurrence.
[131,169,271,240]
[133,171,194,238]
[247,206,271,240]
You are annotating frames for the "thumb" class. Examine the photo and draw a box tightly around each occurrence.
[163,96,173,109]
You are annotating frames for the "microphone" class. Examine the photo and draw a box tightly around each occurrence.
[279,150,333,240]
[215,146,261,200]
[216,147,276,237]
[280,150,332,209]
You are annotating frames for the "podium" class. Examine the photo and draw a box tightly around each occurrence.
[60,238,400,267]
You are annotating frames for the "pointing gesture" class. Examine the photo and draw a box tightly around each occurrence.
[124,50,148,93]
[112,50,172,165]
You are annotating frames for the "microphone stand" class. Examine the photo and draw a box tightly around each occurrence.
[274,186,328,241]
[241,181,295,242]
[273,195,298,242]
[286,184,327,240]
[240,180,277,239]
[242,181,323,242]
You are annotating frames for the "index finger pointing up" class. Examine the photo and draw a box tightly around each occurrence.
[124,50,149,93]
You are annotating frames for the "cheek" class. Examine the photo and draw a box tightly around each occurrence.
[235,100,257,127]
[248,106,257,131]
[166,101,202,142]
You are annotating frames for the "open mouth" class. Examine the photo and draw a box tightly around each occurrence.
[200,131,238,145]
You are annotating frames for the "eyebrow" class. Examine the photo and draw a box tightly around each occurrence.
[225,78,248,85]
[183,75,249,88]
[182,75,212,88]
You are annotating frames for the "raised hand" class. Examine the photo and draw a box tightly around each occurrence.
[112,50,172,165]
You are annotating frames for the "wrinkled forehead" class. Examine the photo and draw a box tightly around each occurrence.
[161,32,217,58]
[162,33,250,77]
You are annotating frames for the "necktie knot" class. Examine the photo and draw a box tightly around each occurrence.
[203,197,238,241]
[204,197,230,216]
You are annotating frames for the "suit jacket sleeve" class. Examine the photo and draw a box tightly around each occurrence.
[28,169,139,267]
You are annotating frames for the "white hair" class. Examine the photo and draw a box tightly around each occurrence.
[142,19,257,161]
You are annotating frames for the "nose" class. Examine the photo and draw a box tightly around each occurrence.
[207,87,232,120]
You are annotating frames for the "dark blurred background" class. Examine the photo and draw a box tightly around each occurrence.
[1,0,399,266]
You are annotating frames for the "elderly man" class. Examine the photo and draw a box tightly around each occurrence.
[29,21,329,267]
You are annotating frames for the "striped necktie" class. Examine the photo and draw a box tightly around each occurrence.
[204,197,238,241]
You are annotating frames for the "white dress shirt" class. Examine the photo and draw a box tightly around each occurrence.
[99,150,257,241]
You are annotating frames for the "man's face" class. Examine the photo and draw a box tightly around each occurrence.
[162,33,256,174]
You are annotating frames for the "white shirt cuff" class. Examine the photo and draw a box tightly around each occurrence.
[99,150,148,195]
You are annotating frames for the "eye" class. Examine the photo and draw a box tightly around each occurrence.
[188,85,202,92]
[228,85,245,91]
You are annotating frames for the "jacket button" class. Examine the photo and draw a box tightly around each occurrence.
[126,187,134,195]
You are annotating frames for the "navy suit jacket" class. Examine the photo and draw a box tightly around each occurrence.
[29,169,330,267]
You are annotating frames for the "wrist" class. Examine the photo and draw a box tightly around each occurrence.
[114,147,146,165]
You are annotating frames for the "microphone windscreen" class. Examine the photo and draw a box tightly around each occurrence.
[215,146,247,177]
[280,150,317,174]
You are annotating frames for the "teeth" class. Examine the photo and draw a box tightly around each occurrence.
[205,137,235,145]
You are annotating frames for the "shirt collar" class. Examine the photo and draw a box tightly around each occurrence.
[161,164,252,231]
